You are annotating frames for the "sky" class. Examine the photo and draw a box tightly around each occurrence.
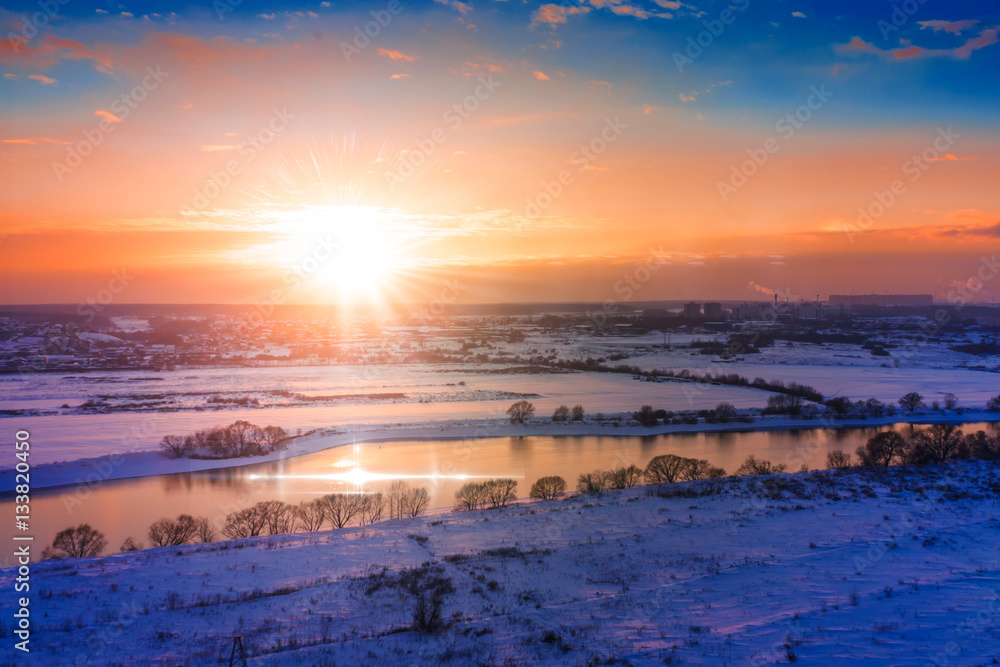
[1,0,999,307]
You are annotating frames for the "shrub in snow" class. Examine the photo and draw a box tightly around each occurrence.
[295,498,326,532]
[825,450,852,469]
[552,405,570,422]
[605,465,643,489]
[898,392,925,414]
[42,524,107,559]
[735,455,787,476]
[455,481,487,510]
[577,471,607,494]
[903,424,967,464]
[571,404,585,420]
[987,395,1000,412]
[482,478,518,508]
[855,431,906,468]
[159,421,289,459]
[506,400,535,424]
[634,405,658,426]
[529,476,566,500]
[148,514,201,547]
[119,536,143,552]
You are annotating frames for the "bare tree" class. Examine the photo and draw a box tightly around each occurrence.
[644,454,688,484]
[865,398,886,418]
[322,493,364,529]
[905,424,966,464]
[260,500,295,535]
[943,393,959,411]
[634,405,657,426]
[482,479,518,508]
[606,465,643,489]
[577,471,606,494]
[222,504,269,539]
[404,487,431,518]
[42,524,107,559]
[360,492,386,525]
[856,431,906,467]
[679,458,721,481]
[571,404,585,421]
[261,425,289,451]
[159,435,192,459]
[529,476,566,500]
[714,402,738,423]
[195,517,217,543]
[455,481,486,510]
[388,480,411,520]
[735,455,787,476]
[119,536,143,552]
[506,400,535,424]
[898,392,925,414]
[148,514,199,547]
[552,405,571,422]
[826,450,852,469]
[295,499,326,532]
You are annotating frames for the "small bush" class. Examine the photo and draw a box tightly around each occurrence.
[42,524,107,559]
[529,476,567,500]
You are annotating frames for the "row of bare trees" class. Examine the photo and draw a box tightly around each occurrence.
[159,420,289,459]
[453,478,519,510]
[829,425,1000,469]
[43,482,433,559]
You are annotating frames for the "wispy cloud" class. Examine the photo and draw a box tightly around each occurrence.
[377,48,416,62]
[837,26,999,60]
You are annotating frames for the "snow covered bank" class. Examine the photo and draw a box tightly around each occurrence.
[4,411,997,493]
[5,461,999,665]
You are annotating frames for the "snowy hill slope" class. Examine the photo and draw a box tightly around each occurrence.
[5,462,1000,666]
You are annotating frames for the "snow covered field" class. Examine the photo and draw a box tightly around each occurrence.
[5,461,998,665]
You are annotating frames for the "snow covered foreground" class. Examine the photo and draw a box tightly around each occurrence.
[7,463,1000,666]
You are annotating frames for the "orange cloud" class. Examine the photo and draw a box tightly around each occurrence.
[610,4,649,19]
[94,109,123,123]
[2,137,70,145]
[837,27,1000,61]
[533,70,551,81]
[926,153,977,162]
[0,35,115,75]
[532,4,591,26]
[377,48,416,62]
[919,19,978,35]
[390,73,409,79]
[28,74,56,84]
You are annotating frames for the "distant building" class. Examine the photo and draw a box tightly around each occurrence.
[829,294,933,307]
[683,302,702,318]
[703,302,724,319]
